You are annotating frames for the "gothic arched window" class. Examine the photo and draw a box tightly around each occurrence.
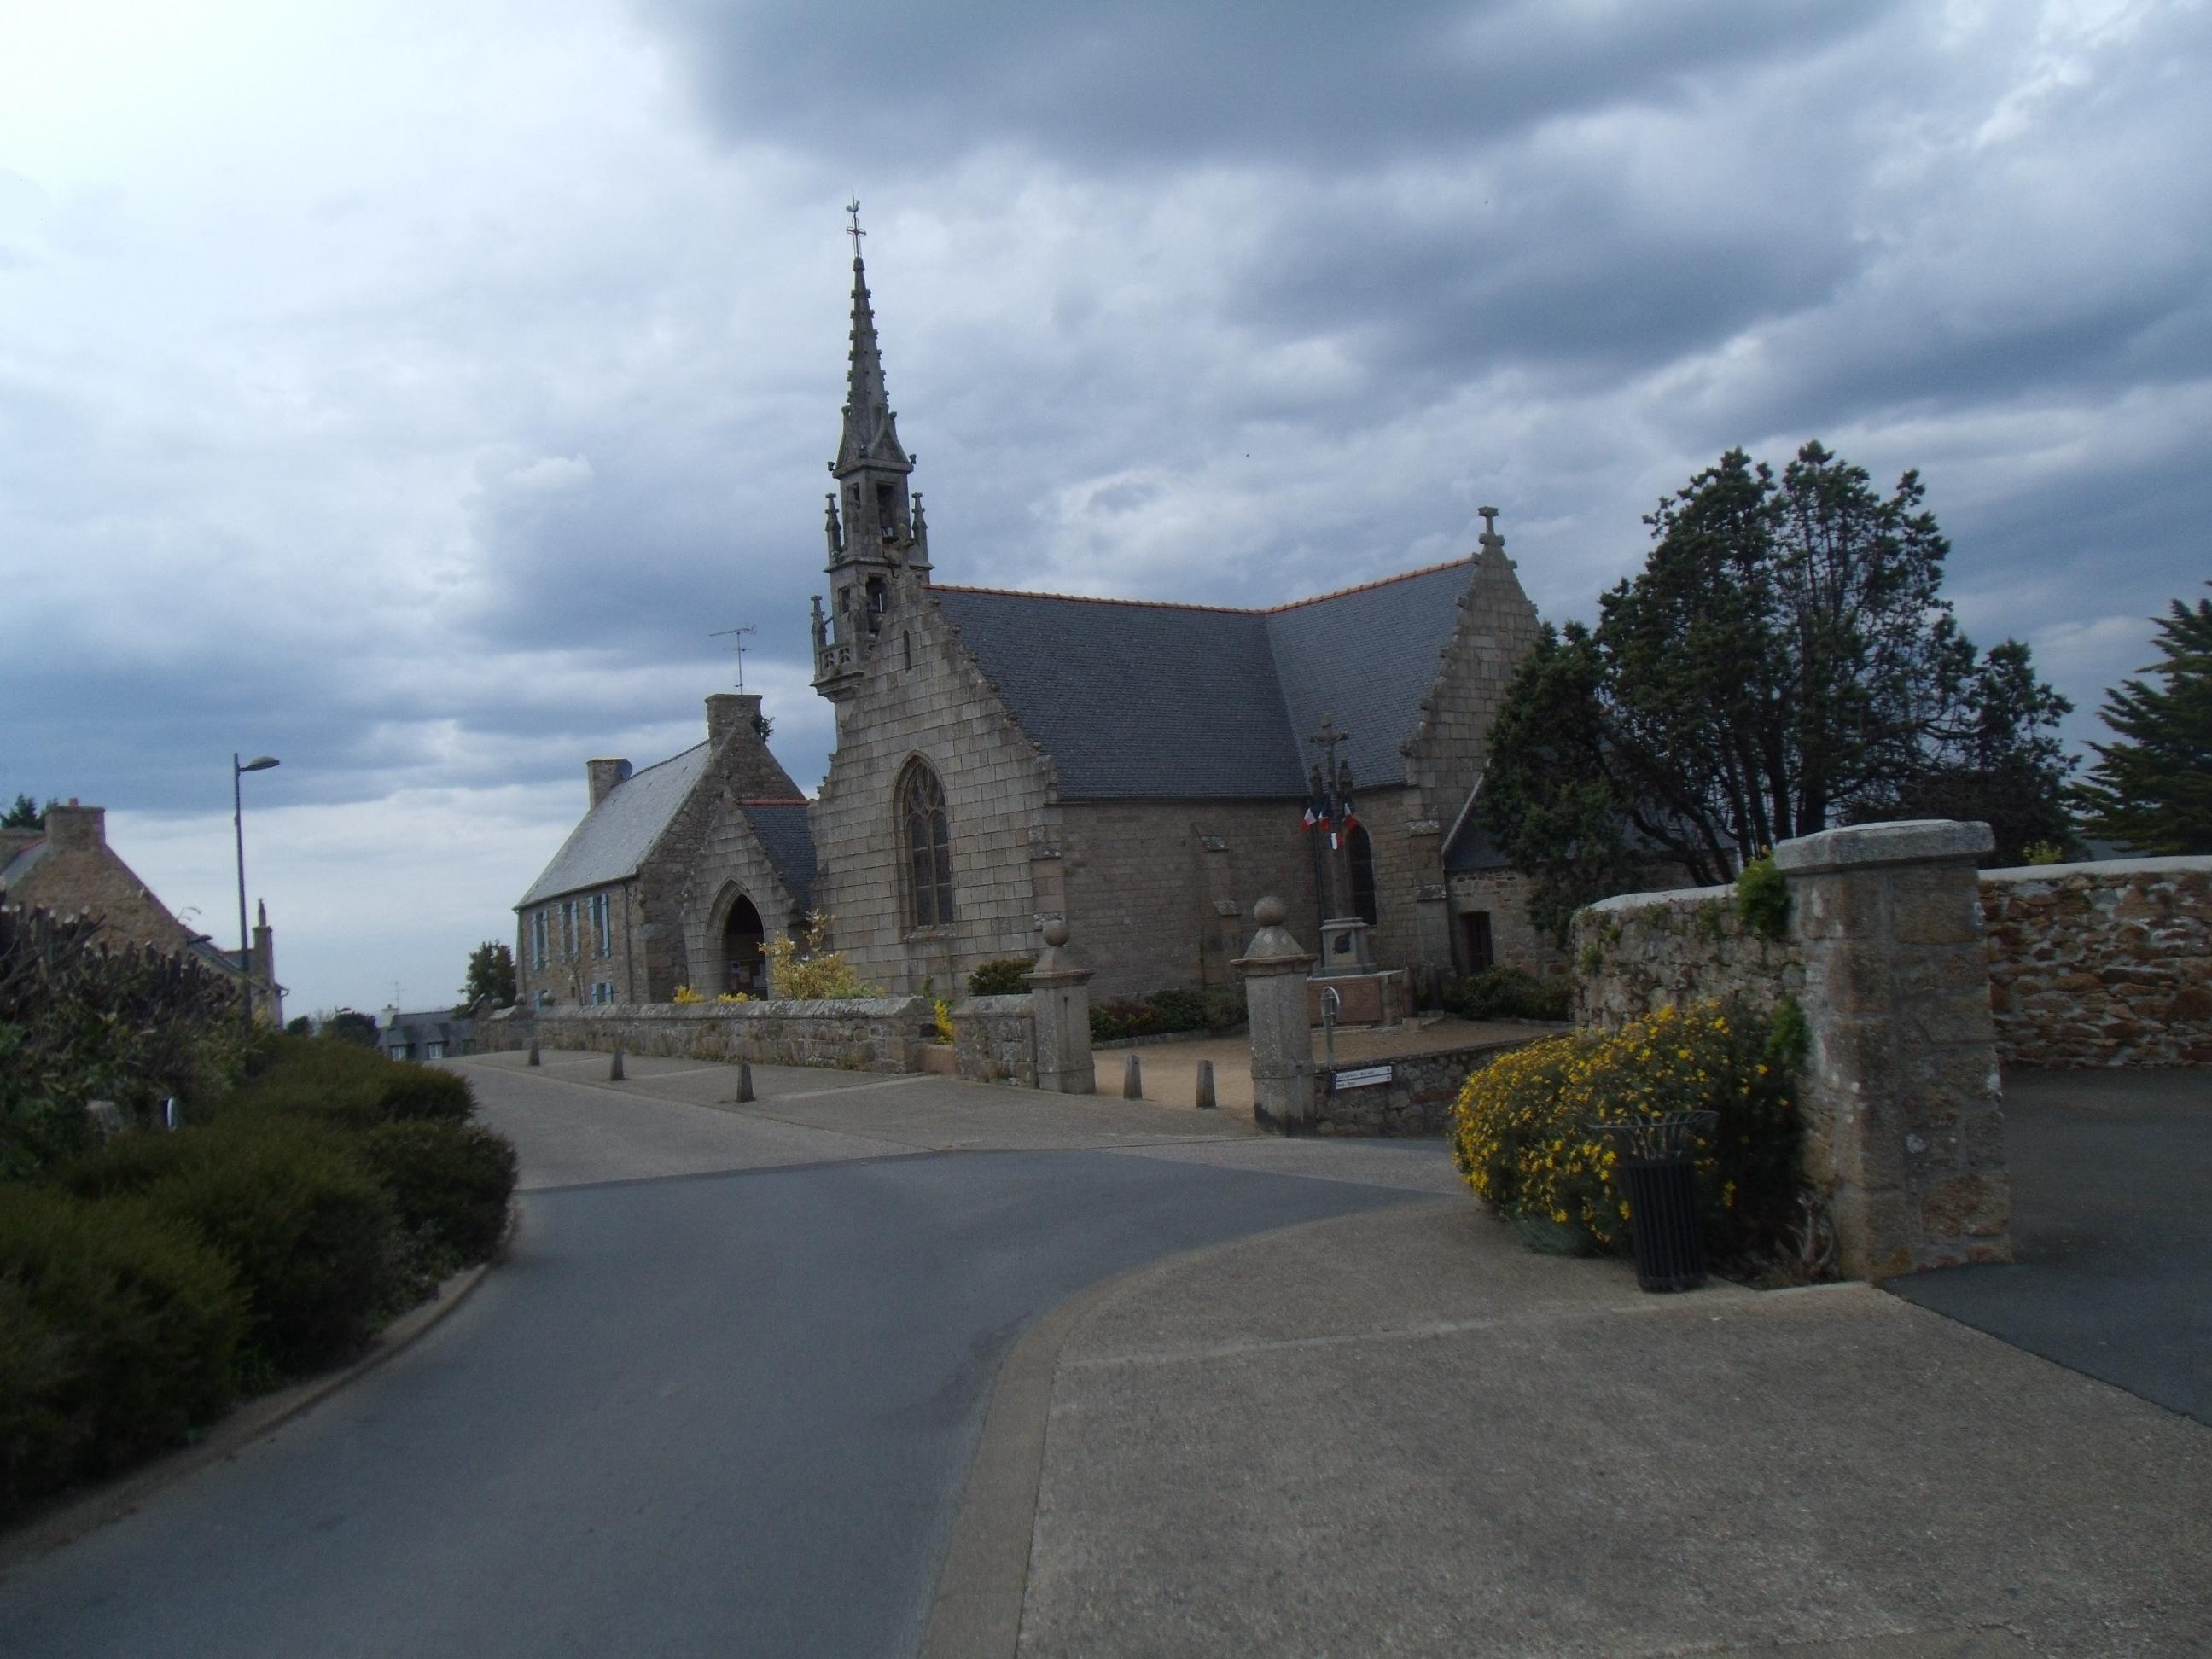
[1348,824,1378,927]
[899,760,954,929]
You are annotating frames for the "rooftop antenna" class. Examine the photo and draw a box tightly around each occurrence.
[710,625,758,692]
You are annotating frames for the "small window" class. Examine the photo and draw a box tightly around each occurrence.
[897,759,954,929]
[424,1040,446,1060]
[530,910,548,969]
[903,630,913,671]
[591,892,612,958]
[561,899,579,959]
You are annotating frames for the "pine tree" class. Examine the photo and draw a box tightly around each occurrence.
[2072,586,2212,854]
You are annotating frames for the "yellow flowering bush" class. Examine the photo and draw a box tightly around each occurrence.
[931,998,955,1045]
[671,985,706,1004]
[1450,1000,1800,1259]
[764,912,880,1001]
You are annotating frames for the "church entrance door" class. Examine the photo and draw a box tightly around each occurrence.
[722,895,766,997]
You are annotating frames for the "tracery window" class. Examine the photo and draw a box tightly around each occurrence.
[899,760,954,929]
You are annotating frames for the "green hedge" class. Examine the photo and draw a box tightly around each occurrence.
[0,1186,243,1517]
[220,1033,474,1130]
[358,1121,517,1267]
[1090,986,1245,1043]
[1439,966,1571,1023]
[64,1115,399,1379]
[966,958,1035,996]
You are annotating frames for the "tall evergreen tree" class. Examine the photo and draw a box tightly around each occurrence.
[1482,442,2072,933]
[2072,586,2212,854]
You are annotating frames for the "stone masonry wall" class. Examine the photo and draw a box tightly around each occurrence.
[812,593,1055,999]
[1308,1038,1539,1137]
[516,880,643,1010]
[482,997,930,1073]
[951,994,1037,1086]
[669,793,805,998]
[1981,857,2212,1068]
[1058,798,1316,998]
[1573,884,1805,1028]
[1447,867,1567,981]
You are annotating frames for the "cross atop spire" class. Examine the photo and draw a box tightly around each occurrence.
[846,195,865,259]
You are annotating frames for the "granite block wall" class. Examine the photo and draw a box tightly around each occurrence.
[951,993,1037,1086]
[1573,884,1805,1028]
[484,997,931,1073]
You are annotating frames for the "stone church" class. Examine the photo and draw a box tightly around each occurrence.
[515,235,1552,1008]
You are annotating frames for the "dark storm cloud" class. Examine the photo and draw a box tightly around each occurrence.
[643,0,1893,174]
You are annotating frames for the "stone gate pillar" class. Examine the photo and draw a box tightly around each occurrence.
[1237,896,1317,1135]
[1775,820,2011,1279]
[1027,918,1095,1095]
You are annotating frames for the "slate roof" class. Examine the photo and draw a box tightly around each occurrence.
[518,743,712,907]
[0,841,49,888]
[931,558,1474,799]
[740,802,818,907]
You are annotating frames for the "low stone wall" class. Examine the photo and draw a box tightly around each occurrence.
[1574,884,1803,1029]
[1981,857,2212,1068]
[951,994,1037,1086]
[1309,1038,1542,1137]
[480,997,930,1073]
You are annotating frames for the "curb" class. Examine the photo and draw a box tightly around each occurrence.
[917,1198,1458,1658]
[0,1206,520,1570]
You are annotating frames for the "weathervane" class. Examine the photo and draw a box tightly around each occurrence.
[710,625,758,692]
[846,195,865,258]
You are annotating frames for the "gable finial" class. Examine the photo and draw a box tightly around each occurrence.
[1477,504,1504,557]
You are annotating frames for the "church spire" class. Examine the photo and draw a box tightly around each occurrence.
[835,198,910,479]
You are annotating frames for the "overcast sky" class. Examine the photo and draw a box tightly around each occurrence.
[3,0,2206,1019]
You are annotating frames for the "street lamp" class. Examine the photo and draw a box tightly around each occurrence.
[233,754,279,1028]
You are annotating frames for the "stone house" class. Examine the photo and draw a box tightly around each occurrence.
[0,800,283,1020]
[518,235,1556,1004]
[515,694,817,1008]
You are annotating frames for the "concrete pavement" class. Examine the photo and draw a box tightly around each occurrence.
[968,1200,2209,1656]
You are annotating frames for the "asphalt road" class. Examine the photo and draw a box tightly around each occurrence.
[0,1057,1440,1658]
[1888,1067,2211,1424]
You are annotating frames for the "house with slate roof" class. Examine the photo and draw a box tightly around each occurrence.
[516,225,1559,1007]
[1,801,284,1021]
[514,693,818,1007]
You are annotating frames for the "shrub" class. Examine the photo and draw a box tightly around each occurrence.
[65,1116,399,1379]
[765,912,879,999]
[672,985,706,1004]
[357,1121,517,1268]
[932,998,954,1045]
[1089,998,1166,1042]
[1450,1000,1801,1261]
[0,1185,242,1516]
[1441,967,1570,1022]
[1143,987,1212,1033]
[966,958,1034,997]
[218,1034,474,1131]
[1735,853,1789,941]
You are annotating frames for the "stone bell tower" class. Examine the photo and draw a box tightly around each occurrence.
[812,201,931,707]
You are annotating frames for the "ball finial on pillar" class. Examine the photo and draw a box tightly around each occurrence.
[1041,917,1070,948]
[1254,895,1287,928]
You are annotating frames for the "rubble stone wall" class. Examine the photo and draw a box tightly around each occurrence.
[1982,858,2212,1068]
[480,997,929,1074]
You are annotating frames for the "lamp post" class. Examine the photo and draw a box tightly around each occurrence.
[234,754,279,1028]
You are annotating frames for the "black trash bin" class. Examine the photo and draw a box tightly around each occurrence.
[1592,1112,1717,1294]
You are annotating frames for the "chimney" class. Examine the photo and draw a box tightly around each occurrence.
[707,693,764,747]
[253,899,281,1027]
[586,758,632,809]
[44,801,105,851]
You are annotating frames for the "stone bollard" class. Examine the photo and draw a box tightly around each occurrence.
[1027,917,1097,1095]
[1237,896,1318,1135]
[527,1039,540,1067]
[608,1045,626,1082]
[1122,1054,1144,1100]
[1196,1060,1216,1111]
[736,1062,754,1103]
